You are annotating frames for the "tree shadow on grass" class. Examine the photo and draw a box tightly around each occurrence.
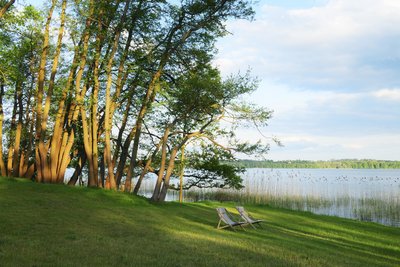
[1,178,399,266]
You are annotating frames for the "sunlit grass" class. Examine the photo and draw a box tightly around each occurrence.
[184,189,400,227]
[0,177,399,266]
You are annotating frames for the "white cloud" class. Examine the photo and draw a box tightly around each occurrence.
[247,82,367,117]
[235,121,400,160]
[372,89,400,101]
[215,0,400,160]
[267,133,400,160]
[215,0,400,91]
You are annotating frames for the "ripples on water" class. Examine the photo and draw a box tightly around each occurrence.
[236,169,400,227]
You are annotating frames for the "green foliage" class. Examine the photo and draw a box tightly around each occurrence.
[0,0,271,192]
[0,5,43,83]
[173,145,245,190]
[168,64,223,128]
[149,62,272,193]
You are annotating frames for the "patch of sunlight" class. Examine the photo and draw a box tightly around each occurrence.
[163,226,278,254]
[270,225,399,262]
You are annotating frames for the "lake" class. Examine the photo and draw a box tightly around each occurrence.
[135,168,400,227]
[239,168,400,227]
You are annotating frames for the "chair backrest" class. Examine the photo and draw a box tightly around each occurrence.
[236,206,253,222]
[216,207,236,225]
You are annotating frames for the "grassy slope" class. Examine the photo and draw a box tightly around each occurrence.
[0,177,399,267]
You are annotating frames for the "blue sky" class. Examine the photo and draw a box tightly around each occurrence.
[22,0,400,160]
[214,0,400,160]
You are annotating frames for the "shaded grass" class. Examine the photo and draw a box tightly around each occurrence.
[0,177,399,266]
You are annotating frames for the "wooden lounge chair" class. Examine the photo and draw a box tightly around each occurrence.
[216,207,246,231]
[236,206,264,229]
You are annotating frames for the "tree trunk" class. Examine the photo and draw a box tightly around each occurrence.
[123,5,210,191]
[19,47,37,180]
[155,133,196,202]
[7,83,19,176]
[35,0,57,183]
[179,146,185,203]
[20,103,35,179]
[111,1,143,189]
[133,139,162,195]
[46,0,92,184]
[0,83,6,176]
[100,154,105,188]
[115,124,135,187]
[150,126,169,201]
[44,0,67,183]
[80,3,105,187]
[0,0,15,18]
[12,81,24,177]
[34,0,69,183]
[158,147,179,202]
[67,149,86,186]
[124,70,163,192]
[113,110,130,186]
[80,104,97,187]
[103,0,130,190]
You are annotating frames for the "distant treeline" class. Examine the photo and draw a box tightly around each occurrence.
[232,160,400,169]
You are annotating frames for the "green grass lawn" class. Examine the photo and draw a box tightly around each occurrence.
[0,177,399,266]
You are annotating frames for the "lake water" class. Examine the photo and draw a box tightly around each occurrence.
[239,168,400,227]
[136,168,400,227]
[243,168,400,199]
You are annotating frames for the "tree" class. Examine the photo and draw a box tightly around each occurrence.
[0,0,15,18]
[134,62,272,202]
[170,146,246,191]
[0,0,270,200]
[122,0,255,192]
[35,0,68,183]
[0,5,43,178]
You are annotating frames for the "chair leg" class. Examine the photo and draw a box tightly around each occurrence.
[217,219,222,229]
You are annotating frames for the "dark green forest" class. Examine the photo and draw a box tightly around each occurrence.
[233,159,400,169]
